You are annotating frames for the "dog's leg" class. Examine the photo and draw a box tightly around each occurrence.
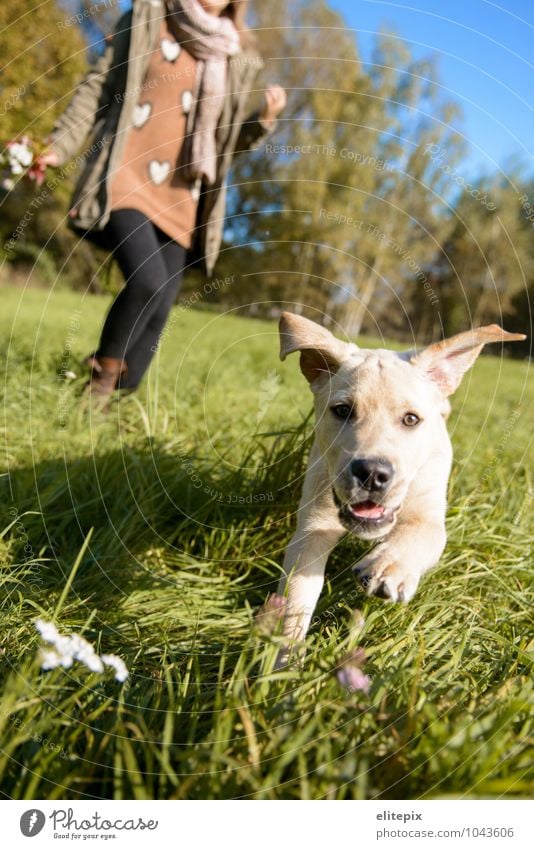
[354,510,446,602]
[274,445,344,668]
[275,526,342,663]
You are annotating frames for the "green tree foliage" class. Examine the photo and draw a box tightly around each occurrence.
[335,38,465,339]
[431,172,534,342]
[226,1,466,339]
[221,0,372,312]
[224,2,532,351]
[0,0,86,140]
[0,1,103,290]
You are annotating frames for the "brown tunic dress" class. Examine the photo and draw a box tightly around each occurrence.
[109,18,200,248]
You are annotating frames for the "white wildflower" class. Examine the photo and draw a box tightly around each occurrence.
[69,634,104,673]
[35,619,61,642]
[2,137,34,187]
[20,148,33,167]
[8,141,33,168]
[101,654,129,683]
[40,649,73,670]
[34,619,128,683]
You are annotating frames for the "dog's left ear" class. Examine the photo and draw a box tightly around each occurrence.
[279,312,350,384]
[411,324,526,396]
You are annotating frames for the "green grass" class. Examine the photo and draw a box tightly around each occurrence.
[0,283,532,799]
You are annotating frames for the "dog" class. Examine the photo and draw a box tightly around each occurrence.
[274,312,525,665]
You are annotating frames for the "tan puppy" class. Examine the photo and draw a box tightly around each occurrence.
[275,313,525,665]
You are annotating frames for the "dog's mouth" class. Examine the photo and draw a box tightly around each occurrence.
[347,500,395,522]
[333,489,398,533]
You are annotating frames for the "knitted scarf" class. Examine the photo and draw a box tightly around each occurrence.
[166,1,241,185]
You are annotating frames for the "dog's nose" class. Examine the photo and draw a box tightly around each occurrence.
[351,457,394,492]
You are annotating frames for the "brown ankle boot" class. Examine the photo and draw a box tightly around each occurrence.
[82,355,128,409]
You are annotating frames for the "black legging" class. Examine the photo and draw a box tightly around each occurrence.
[96,209,187,389]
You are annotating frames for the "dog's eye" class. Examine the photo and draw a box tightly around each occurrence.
[402,412,421,427]
[331,404,353,420]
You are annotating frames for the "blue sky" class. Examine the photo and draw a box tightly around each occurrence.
[330,0,533,177]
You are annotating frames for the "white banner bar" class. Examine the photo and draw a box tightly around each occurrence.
[3,800,532,848]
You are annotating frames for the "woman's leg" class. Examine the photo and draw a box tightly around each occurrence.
[117,234,187,390]
[97,209,177,362]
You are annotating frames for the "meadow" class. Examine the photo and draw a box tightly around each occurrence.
[0,283,532,799]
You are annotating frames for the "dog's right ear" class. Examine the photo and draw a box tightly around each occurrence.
[279,312,349,384]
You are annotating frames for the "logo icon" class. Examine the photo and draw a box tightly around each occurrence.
[20,810,46,837]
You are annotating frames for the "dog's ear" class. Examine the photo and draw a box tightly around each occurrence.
[411,325,526,396]
[279,312,350,384]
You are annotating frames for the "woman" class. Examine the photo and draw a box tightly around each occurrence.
[41,0,286,404]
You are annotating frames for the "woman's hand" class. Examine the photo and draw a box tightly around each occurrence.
[260,85,287,128]
[27,148,60,185]
[35,149,60,169]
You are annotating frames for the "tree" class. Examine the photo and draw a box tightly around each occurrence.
[226,3,465,340]
[432,172,534,341]
[223,0,370,316]
[0,1,86,141]
[326,36,464,339]
[0,2,106,291]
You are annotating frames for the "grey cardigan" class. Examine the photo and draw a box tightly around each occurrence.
[49,0,273,274]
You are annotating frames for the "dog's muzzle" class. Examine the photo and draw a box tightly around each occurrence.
[332,488,398,536]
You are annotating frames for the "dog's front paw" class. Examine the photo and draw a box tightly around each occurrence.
[354,554,421,602]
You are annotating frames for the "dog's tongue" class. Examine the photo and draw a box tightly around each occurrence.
[350,500,386,519]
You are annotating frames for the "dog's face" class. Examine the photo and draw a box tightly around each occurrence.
[280,313,525,540]
[310,348,449,538]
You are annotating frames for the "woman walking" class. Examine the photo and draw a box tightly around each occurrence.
[41,0,286,405]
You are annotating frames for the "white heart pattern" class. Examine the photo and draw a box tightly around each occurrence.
[133,102,152,129]
[191,178,202,202]
[181,90,193,115]
[148,160,171,186]
[161,38,180,62]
